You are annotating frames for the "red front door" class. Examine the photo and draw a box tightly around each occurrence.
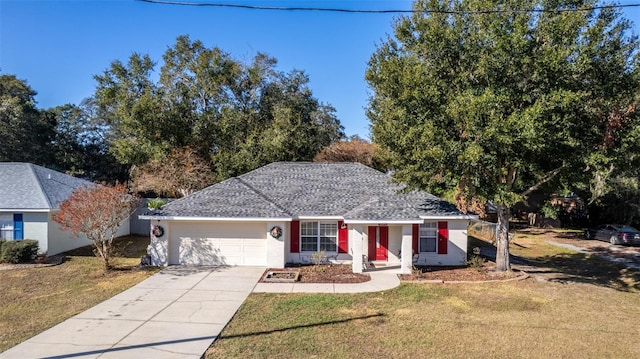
[368,226,388,261]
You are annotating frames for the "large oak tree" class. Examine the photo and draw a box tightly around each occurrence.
[366,0,640,271]
[94,35,344,180]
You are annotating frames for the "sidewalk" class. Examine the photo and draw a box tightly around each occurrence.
[253,267,401,293]
[1,266,401,359]
[0,266,264,359]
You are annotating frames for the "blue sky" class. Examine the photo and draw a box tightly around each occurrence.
[1,0,639,139]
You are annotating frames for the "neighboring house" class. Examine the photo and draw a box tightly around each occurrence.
[141,162,477,274]
[0,163,130,255]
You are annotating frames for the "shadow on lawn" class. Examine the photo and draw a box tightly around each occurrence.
[521,252,640,292]
[218,313,385,340]
[64,236,150,258]
[470,236,640,292]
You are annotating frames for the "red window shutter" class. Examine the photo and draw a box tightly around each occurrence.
[367,226,377,260]
[412,224,419,254]
[337,221,348,253]
[290,220,300,253]
[437,221,448,254]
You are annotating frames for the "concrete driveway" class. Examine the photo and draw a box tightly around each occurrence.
[0,266,265,359]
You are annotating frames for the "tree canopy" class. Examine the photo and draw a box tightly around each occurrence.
[366,0,640,270]
[94,35,344,180]
[0,74,55,164]
[314,136,390,172]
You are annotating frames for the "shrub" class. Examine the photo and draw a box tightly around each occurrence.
[0,240,39,264]
[466,247,486,269]
[0,238,5,253]
[310,251,326,266]
[147,197,167,210]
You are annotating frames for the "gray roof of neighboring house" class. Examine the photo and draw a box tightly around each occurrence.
[156,162,467,221]
[0,163,94,210]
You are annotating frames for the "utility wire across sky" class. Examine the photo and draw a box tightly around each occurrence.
[136,0,640,14]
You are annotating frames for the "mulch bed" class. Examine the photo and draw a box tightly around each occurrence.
[399,263,523,282]
[261,263,522,283]
[261,264,371,283]
[0,254,65,271]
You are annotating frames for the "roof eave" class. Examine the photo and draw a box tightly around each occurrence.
[138,215,293,222]
[343,219,424,224]
[419,214,479,220]
[0,208,52,213]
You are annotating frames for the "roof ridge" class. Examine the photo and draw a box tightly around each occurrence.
[235,177,293,217]
[27,163,53,208]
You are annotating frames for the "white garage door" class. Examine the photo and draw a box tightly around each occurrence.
[169,222,266,266]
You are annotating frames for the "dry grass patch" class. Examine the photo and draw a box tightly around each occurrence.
[0,236,158,352]
[208,281,640,358]
[208,230,640,358]
[509,231,640,292]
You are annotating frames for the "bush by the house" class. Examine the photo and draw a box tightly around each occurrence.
[0,238,5,253]
[0,240,39,264]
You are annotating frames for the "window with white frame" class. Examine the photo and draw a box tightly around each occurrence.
[0,214,14,240]
[419,222,437,253]
[300,221,337,252]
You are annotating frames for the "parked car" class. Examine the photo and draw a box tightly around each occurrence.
[584,224,640,245]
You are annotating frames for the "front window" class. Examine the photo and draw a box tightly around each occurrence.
[419,222,437,253]
[300,221,337,252]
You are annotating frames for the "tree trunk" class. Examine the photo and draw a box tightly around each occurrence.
[495,203,511,272]
[102,241,110,272]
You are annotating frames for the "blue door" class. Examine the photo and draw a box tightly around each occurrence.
[13,214,23,240]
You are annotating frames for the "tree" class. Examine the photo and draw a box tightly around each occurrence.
[366,0,640,271]
[53,183,139,271]
[0,74,56,164]
[45,99,127,182]
[314,136,390,171]
[93,35,344,180]
[131,147,214,198]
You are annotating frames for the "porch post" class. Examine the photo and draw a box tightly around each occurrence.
[401,225,413,274]
[351,225,364,273]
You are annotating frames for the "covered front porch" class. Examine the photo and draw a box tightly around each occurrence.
[348,223,417,275]
[346,219,470,274]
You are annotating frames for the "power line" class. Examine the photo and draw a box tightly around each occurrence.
[136,0,640,14]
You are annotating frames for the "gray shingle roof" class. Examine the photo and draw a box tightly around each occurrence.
[0,163,94,210]
[157,162,467,221]
[154,178,291,218]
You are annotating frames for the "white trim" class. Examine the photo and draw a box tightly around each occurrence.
[343,219,424,224]
[296,216,344,220]
[0,209,52,213]
[138,215,292,222]
[419,215,479,220]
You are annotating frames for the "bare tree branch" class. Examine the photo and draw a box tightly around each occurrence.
[520,166,564,197]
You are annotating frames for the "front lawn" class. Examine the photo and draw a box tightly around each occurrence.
[0,236,158,352]
[207,231,640,358]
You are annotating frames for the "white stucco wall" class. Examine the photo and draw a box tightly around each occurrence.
[47,212,131,256]
[350,225,365,273]
[0,210,133,256]
[23,212,48,253]
[387,226,402,263]
[266,221,286,268]
[47,213,92,255]
[148,220,169,266]
[414,220,469,266]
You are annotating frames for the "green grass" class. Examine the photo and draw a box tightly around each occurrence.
[0,236,158,352]
[208,230,640,358]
